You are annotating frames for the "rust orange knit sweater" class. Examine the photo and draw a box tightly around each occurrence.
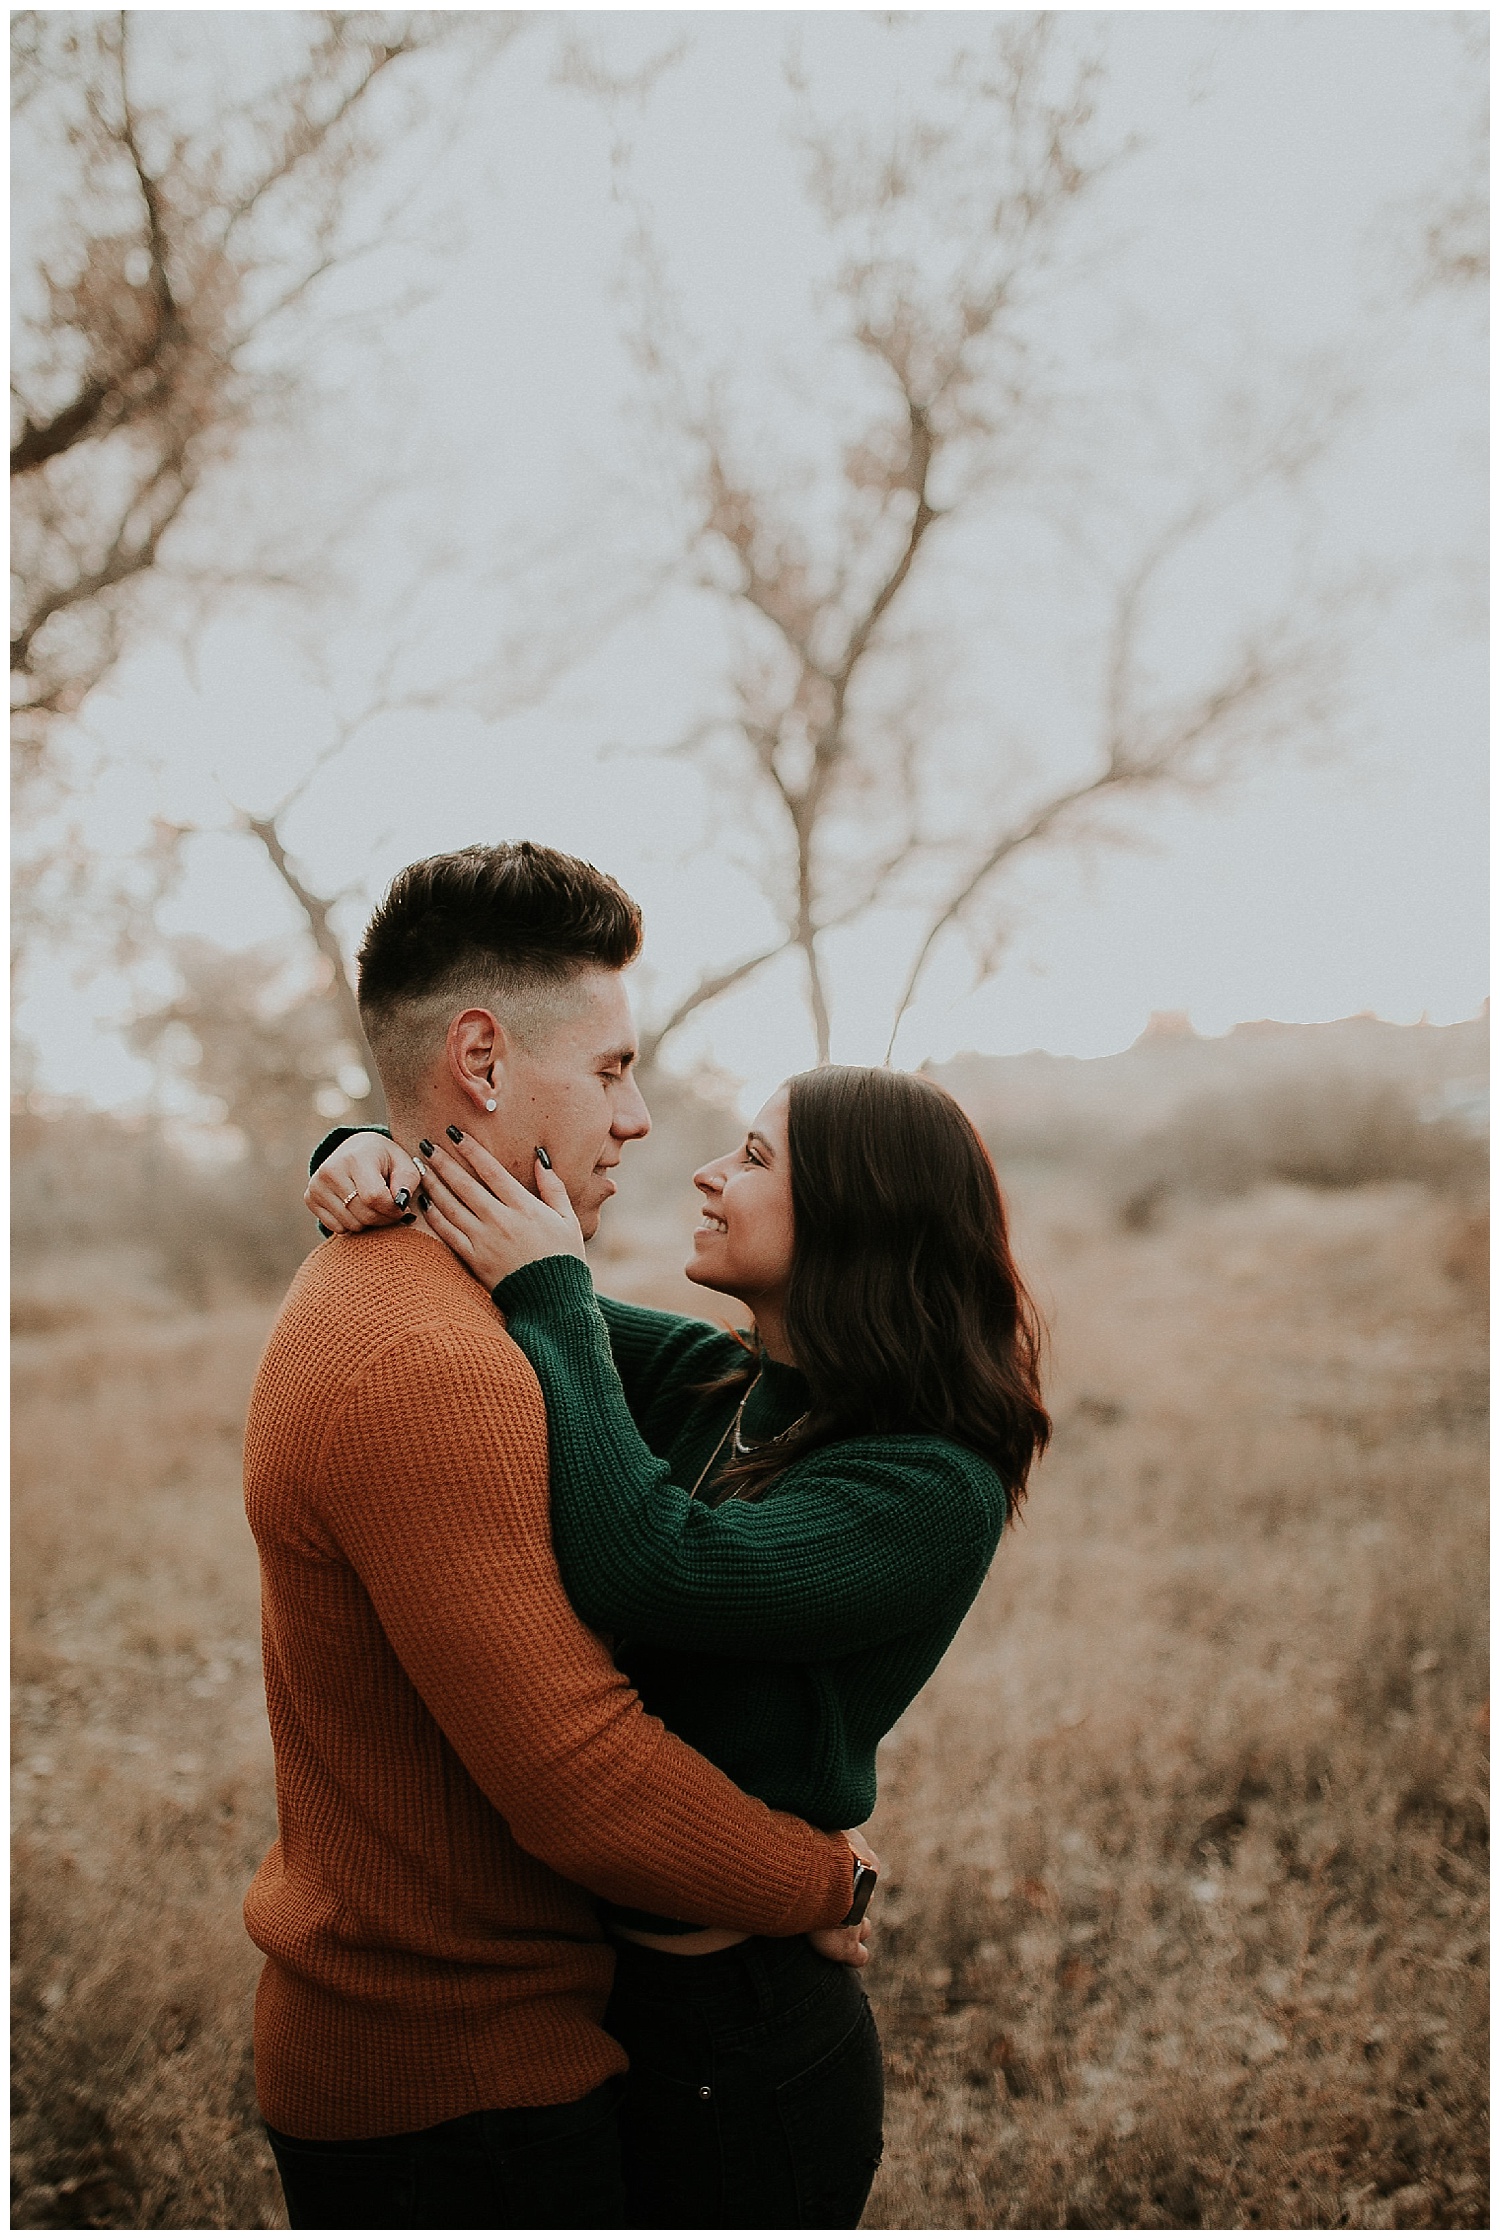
[243,1228,854,2140]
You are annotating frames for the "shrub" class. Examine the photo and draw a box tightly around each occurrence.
[12,1106,319,1308]
[1113,1073,1486,1229]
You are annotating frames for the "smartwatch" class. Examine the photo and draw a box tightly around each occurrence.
[841,1860,879,1926]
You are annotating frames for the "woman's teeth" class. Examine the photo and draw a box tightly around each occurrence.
[697,1214,728,1234]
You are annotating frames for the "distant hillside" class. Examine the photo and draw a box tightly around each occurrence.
[930,1010,1488,1161]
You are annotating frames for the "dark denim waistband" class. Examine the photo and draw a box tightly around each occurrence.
[607,1933,839,2028]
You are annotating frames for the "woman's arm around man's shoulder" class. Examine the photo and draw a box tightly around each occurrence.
[496,1254,1007,1664]
[593,1292,750,1445]
[307,1127,747,1431]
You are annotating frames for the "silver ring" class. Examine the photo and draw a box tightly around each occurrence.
[341,1187,360,1208]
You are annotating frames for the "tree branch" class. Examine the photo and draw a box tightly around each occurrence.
[237,809,384,1116]
[12,456,200,672]
[12,10,499,757]
[639,938,794,1068]
[11,373,137,478]
[882,598,1336,1064]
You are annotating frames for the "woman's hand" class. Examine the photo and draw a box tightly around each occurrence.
[418,1133,586,1291]
[306,1133,424,1233]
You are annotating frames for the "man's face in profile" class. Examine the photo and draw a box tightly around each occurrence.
[498,969,650,1240]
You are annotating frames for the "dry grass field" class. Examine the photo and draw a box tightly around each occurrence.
[12,1145,1488,2226]
[859,1177,1487,2230]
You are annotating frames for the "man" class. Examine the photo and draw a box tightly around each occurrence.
[243,842,864,2229]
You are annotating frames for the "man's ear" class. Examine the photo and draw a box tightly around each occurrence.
[445,1008,508,1116]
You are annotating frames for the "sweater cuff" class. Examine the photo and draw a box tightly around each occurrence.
[491,1254,598,1321]
[309,1121,391,1179]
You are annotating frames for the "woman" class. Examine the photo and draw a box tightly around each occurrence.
[309,1065,1048,2229]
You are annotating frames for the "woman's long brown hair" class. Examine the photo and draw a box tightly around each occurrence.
[714,1066,1050,1510]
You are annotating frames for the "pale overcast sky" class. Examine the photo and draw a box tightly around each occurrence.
[17,9,1485,1119]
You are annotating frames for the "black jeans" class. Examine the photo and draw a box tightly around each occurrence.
[264,2073,627,2230]
[604,1935,885,2229]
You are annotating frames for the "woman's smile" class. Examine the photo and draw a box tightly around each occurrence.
[682,1085,797,1318]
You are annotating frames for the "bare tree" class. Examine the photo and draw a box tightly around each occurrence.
[9,7,536,1106]
[616,17,1362,1068]
[10,9,515,782]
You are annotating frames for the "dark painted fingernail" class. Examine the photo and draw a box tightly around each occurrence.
[394,1189,410,1210]
[418,1140,435,1158]
[417,1191,430,1212]
[400,1212,416,1225]
[535,1145,552,1169]
[446,1125,464,1143]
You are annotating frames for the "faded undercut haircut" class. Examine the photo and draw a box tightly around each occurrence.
[356,842,643,1105]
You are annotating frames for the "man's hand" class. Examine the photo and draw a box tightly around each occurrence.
[808,1826,881,1968]
[808,1915,875,1968]
[306,1134,423,1233]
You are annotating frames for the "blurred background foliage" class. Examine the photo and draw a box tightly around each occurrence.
[12,991,1485,1321]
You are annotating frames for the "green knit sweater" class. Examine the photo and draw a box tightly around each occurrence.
[491,1255,1008,1831]
[308,1130,1008,1833]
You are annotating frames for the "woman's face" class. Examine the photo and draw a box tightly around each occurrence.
[684,1083,795,1307]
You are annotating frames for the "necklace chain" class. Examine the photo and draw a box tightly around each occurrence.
[687,1372,809,1503]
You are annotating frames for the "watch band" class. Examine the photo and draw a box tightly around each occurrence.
[841,1861,879,1926]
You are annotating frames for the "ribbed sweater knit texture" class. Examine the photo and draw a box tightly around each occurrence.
[492,1256,1009,1832]
[242,1227,853,2141]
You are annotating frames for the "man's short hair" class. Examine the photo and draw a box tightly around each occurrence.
[357,842,643,1102]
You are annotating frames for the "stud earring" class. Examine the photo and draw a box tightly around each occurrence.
[485,1098,497,1111]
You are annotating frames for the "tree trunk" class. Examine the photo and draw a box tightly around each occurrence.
[801,934,832,1067]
